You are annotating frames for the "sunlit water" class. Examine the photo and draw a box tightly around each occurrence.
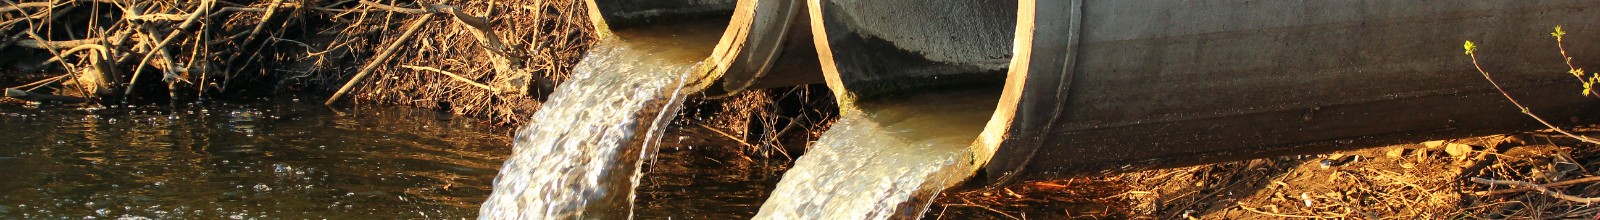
[0,101,512,219]
[477,20,726,219]
[755,87,1001,219]
[0,100,787,219]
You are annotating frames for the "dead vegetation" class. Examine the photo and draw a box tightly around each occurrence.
[928,131,1600,219]
[685,84,841,160]
[0,0,595,124]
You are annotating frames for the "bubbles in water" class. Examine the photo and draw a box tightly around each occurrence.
[272,164,293,173]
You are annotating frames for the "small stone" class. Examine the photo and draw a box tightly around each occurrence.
[1423,140,1446,149]
[1444,143,1473,159]
[1301,192,1314,207]
[1386,148,1406,158]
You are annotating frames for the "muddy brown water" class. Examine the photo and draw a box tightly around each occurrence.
[0,100,793,219]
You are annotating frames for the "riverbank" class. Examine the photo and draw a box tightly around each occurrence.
[0,0,600,125]
[932,129,1600,219]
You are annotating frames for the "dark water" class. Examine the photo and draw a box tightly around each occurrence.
[0,100,783,219]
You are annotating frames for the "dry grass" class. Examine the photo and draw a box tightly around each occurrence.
[0,0,597,125]
[348,0,596,124]
[689,85,840,160]
[934,130,1600,219]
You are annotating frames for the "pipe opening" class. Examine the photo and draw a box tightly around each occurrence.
[586,0,822,96]
[807,0,1023,189]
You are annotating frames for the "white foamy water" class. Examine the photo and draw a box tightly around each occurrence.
[755,87,1001,219]
[478,20,725,219]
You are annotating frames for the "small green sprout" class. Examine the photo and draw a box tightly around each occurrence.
[1588,75,1600,96]
[1585,82,1593,96]
[1553,26,1566,39]
[1464,41,1477,55]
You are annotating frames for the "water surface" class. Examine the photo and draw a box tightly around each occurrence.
[757,86,1002,219]
[0,101,511,219]
[0,100,785,219]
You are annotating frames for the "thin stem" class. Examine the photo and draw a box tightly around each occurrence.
[1468,53,1600,145]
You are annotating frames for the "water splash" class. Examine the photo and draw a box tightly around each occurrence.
[477,20,725,219]
[755,87,1001,219]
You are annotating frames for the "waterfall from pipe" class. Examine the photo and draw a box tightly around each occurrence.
[755,86,1002,219]
[477,21,724,219]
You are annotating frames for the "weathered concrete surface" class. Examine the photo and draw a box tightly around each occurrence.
[993,0,1600,183]
[585,0,736,30]
[807,0,1600,185]
[808,0,1018,101]
[585,0,821,95]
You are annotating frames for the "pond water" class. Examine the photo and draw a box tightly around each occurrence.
[0,100,787,219]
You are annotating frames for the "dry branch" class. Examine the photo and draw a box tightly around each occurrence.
[325,12,436,105]
[400,65,497,93]
[1475,176,1600,196]
[4,88,86,103]
[1471,177,1600,204]
[125,0,217,95]
[356,0,522,58]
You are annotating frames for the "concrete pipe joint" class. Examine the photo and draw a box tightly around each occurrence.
[809,0,1600,186]
[584,0,822,96]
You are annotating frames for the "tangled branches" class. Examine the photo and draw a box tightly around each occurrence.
[0,0,595,125]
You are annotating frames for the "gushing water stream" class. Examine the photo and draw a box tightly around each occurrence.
[473,15,1001,219]
[756,87,1002,219]
[477,21,724,219]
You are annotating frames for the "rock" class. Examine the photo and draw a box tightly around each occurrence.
[1386,148,1406,158]
[1444,143,1473,159]
[1423,140,1446,149]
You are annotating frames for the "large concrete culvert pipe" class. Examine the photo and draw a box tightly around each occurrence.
[585,0,823,95]
[810,0,1600,186]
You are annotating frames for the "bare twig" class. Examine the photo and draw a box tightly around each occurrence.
[357,0,522,58]
[123,13,187,21]
[4,88,86,103]
[325,13,435,105]
[0,0,119,14]
[1476,176,1600,196]
[942,203,1021,220]
[8,74,66,90]
[1471,177,1600,204]
[1237,203,1322,218]
[0,1,52,14]
[696,123,759,152]
[400,65,499,93]
[15,35,123,49]
[126,0,215,96]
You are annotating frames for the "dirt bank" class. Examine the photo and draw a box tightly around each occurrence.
[933,129,1600,219]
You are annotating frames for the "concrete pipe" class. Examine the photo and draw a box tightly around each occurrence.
[809,0,1600,185]
[586,0,822,96]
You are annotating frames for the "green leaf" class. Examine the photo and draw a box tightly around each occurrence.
[1463,41,1477,55]
[1553,26,1567,39]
